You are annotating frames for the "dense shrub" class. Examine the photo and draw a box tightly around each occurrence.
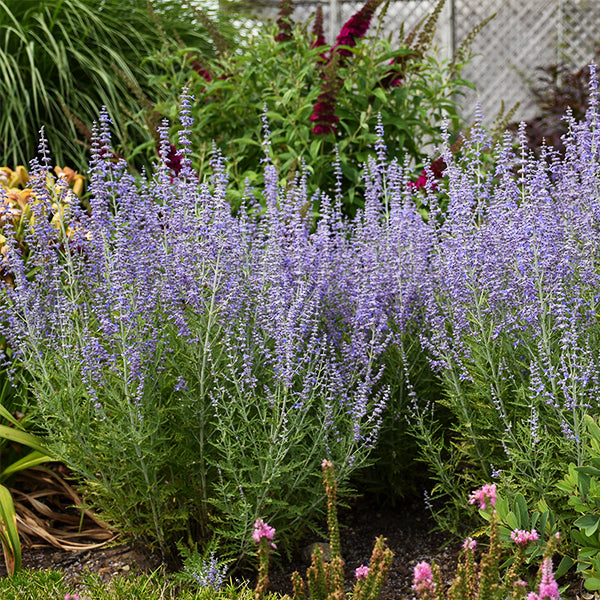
[0,104,392,561]
[147,0,476,214]
[406,67,600,549]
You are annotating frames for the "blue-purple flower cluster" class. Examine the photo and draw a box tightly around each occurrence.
[2,69,600,552]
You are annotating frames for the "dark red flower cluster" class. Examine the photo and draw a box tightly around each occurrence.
[190,59,212,83]
[309,54,341,135]
[380,50,417,89]
[333,0,383,57]
[275,0,294,42]
[311,5,326,48]
[408,157,446,190]
[163,143,183,176]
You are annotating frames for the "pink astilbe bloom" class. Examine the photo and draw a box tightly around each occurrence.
[468,483,497,511]
[253,518,277,549]
[355,564,369,580]
[526,557,561,600]
[333,0,384,57]
[537,557,560,599]
[511,529,540,546]
[412,561,435,595]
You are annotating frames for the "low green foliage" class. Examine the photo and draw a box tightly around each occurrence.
[0,568,283,600]
[557,415,600,591]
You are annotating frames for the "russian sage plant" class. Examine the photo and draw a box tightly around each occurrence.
[0,94,388,559]
[408,67,600,532]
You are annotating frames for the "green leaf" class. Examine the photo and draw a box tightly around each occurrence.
[0,397,19,426]
[514,493,529,529]
[0,424,52,456]
[578,466,600,477]
[0,484,21,575]
[0,450,55,481]
[584,577,600,591]
[585,415,600,442]
[371,87,388,105]
[555,555,575,579]
[575,515,600,536]
[505,511,519,530]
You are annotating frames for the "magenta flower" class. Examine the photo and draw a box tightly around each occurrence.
[253,518,277,549]
[468,483,497,511]
[333,0,383,57]
[511,529,540,546]
[412,561,435,595]
[461,536,477,551]
[355,564,369,580]
[408,157,446,191]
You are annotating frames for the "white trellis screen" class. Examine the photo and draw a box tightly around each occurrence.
[247,0,600,124]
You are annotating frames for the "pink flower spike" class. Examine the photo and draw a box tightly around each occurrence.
[537,557,560,600]
[355,564,369,580]
[468,483,497,511]
[253,518,277,548]
[462,537,477,551]
[412,561,435,595]
[511,529,540,546]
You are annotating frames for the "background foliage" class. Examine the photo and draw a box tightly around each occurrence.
[0,0,236,172]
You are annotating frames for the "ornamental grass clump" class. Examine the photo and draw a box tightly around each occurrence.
[0,0,225,173]
[0,93,392,561]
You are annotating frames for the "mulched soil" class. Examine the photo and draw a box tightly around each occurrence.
[0,490,462,598]
[0,483,588,599]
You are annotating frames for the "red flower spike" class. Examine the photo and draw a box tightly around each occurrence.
[333,0,384,57]
[275,0,294,42]
[310,53,341,135]
[311,5,326,48]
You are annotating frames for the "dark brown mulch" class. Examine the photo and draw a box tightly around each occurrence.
[268,494,462,599]
[0,486,587,599]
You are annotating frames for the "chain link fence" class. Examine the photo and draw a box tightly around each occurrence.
[249,0,600,123]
